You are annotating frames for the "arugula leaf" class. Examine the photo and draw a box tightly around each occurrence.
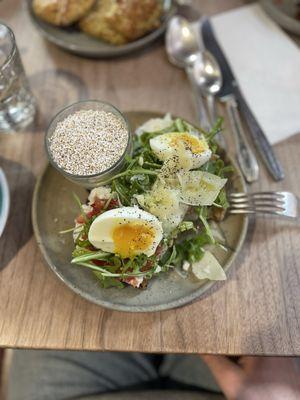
[71,250,111,264]
[174,118,185,132]
[73,192,88,222]
[174,231,212,266]
[93,272,125,289]
[215,188,229,209]
[206,117,223,143]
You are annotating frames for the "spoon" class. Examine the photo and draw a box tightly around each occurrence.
[166,16,210,131]
[192,51,227,147]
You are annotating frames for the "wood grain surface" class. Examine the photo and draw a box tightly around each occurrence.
[0,0,299,355]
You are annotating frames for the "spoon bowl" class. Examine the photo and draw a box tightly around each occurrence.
[166,15,199,67]
[193,51,223,96]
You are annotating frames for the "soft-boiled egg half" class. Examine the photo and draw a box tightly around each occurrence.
[88,207,163,258]
[150,132,211,170]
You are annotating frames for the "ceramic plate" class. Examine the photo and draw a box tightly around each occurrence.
[26,0,175,58]
[32,111,248,312]
[261,0,300,35]
[0,168,10,238]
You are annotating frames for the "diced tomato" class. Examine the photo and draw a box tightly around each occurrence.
[77,197,120,223]
[86,199,105,218]
[141,259,153,272]
[93,260,110,267]
[140,245,164,272]
[92,198,106,214]
[88,197,119,217]
[76,214,86,224]
[155,244,164,258]
[107,198,119,209]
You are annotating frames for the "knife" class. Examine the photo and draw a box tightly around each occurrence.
[201,19,284,181]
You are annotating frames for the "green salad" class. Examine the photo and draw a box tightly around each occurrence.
[66,114,232,289]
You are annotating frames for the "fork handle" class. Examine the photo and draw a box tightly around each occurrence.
[225,95,259,183]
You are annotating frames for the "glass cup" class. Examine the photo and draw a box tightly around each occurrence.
[45,100,132,189]
[0,23,36,133]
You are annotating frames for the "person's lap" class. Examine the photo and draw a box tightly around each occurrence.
[7,350,220,400]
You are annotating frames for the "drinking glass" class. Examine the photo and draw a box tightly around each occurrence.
[0,22,36,133]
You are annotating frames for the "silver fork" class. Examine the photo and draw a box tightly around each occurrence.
[228,191,299,220]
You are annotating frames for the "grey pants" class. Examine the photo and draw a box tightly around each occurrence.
[7,351,222,400]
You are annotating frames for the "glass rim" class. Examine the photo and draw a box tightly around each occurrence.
[45,99,132,179]
[0,21,17,70]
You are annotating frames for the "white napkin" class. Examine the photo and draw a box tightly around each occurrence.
[211,3,300,144]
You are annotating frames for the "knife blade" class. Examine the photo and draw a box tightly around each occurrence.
[201,19,284,181]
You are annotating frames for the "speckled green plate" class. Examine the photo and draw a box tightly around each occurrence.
[26,0,175,58]
[32,111,248,312]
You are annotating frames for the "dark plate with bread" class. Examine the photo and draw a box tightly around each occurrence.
[27,0,175,58]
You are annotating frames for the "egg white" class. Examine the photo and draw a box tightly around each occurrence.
[88,207,163,257]
[150,132,211,170]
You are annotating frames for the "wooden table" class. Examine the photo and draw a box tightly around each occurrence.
[0,0,299,355]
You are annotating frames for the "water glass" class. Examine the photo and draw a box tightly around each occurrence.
[0,22,36,133]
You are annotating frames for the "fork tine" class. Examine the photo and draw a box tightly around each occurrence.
[229,208,285,216]
[229,193,247,199]
[231,191,285,196]
[229,191,298,219]
[229,197,285,207]
[252,191,285,198]
[229,197,285,204]
[229,202,286,211]
[229,193,286,207]
[229,192,285,200]
[251,194,285,202]
[229,209,255,215]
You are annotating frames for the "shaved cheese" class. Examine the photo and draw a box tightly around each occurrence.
[178,171,227,206]
[192,251,226,281]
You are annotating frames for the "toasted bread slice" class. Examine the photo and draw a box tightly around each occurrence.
[33,0,95,26]
[79,0,127,45]
[105,0,162,41]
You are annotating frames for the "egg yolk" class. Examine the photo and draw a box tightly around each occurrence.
[112,223,155,258]
[170,132,207,154]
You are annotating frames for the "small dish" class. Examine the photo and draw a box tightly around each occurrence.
[26,0,176,58]
[0,168,10,238]
[33,111,248,312]
[45,100,132,189]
